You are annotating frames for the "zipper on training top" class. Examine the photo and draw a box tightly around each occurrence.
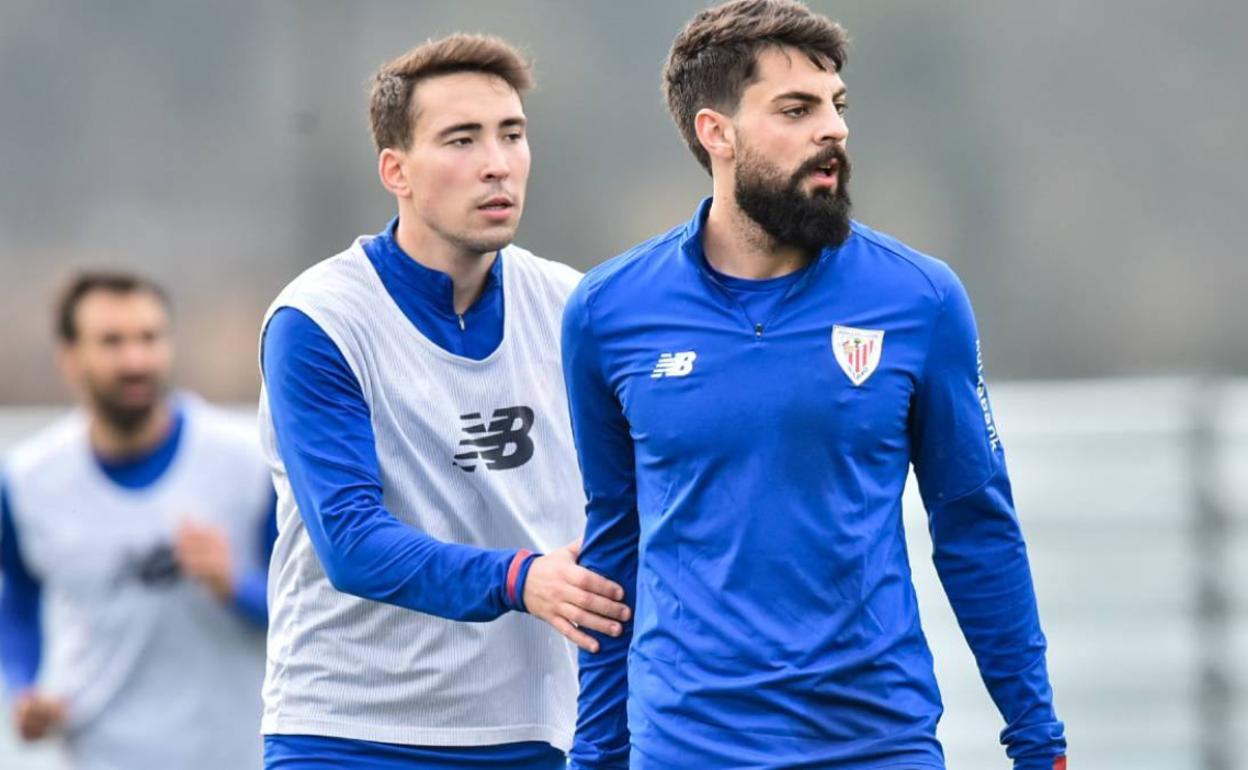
[692,243,828,340]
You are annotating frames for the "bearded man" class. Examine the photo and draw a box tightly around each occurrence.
[561,2,1067,768]
[1,271,274,770]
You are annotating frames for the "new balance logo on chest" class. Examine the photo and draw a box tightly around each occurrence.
[453,406,535,472]
[651,351,697,379]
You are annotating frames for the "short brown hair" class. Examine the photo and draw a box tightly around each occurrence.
[369,33,534,153]
[56,270,170,343]
[663,0,849,172]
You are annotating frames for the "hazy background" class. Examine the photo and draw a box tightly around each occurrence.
[2,1,1246,768]
[1,0,1244,400]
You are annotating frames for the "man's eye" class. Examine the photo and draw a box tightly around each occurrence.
[834,102,848,115]
[505,132,524,142]
[449,137,472,147]
[783,106,809,118]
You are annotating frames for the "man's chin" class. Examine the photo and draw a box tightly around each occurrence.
[802,183,852,214]
[459,229,517,256]
[98,402,157,434]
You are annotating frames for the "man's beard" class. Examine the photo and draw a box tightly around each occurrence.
[85,373,167,435]
[734,141,853,254]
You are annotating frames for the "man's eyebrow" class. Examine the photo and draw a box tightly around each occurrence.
[772,87,848,104]
[436,121,483,139]
[436,117,526,138]
[772,91,822,104]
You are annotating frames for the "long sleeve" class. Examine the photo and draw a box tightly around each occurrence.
[562,283,638,770]
[228,489,277,627]
[0,483,42,695]
[909,275,1066,768]
[262,307,531,621]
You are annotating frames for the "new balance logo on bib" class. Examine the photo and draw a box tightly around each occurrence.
[453,406,535,472]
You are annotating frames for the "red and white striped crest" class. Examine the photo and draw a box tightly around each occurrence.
[832,325,885,386]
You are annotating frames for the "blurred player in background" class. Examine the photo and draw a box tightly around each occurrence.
[564,1,1067,768]
[258,34,628,769]
[0,271,275,769]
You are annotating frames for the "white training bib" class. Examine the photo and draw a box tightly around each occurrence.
[257,239,585,750]
[3,396,270,770]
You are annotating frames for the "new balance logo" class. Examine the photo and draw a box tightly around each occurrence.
[118,542,181,589]
[651,351,697,379]
[453,406,535,472]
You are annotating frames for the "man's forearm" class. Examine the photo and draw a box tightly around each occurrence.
[929,470,1065,764]
[307,501,524,621]
[0,491,42,694]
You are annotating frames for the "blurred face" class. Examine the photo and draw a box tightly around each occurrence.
[731,46,852,251]
[61,290,172,433]
[392,71,530,255]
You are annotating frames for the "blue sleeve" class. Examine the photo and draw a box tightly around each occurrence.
[562,285,638,770]
[262,307,529,621]
[229,488,277,627]
[0,483,42,694]
[909,275,1066,769]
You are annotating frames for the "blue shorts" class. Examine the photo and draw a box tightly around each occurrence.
[264,735,565,769]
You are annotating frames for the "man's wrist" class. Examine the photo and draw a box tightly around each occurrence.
[1014,755,1066,770]
[506,549,540,612]
[202,569,235,603]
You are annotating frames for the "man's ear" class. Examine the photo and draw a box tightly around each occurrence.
[56,343,79,392]
[694,108,736,164]
[378,148,411,198]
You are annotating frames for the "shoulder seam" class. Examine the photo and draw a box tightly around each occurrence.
[513,247,583,294]
[851,226,946,302]
[850,226,951,387]
[915,290,951,400]
[3,415,85,477]
[579,277,613,391]
[261,306,367,398]
[587,227,683,299]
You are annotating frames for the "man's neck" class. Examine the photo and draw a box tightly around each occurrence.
[703,195,811,280]
[394,213,496,315]
[90,399,174,462]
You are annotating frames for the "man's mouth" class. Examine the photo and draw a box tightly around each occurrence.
[477,195,516,222]
[809,161,839,184]
[479,195,514,211]
[118,377,154,394]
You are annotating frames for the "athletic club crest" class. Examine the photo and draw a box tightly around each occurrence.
[832,325,885,386]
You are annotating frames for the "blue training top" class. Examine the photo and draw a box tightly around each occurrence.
[562,198,1065,770]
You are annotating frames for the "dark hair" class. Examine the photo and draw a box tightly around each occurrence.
[56,271,171,343]
[663,0,849,172]
[369,33,535,152]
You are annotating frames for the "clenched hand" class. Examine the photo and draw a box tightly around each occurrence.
[13,689,65,742]
[174,519,235,603]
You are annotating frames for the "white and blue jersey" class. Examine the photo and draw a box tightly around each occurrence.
[0,395,275,770]
[563,198,1066,769]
